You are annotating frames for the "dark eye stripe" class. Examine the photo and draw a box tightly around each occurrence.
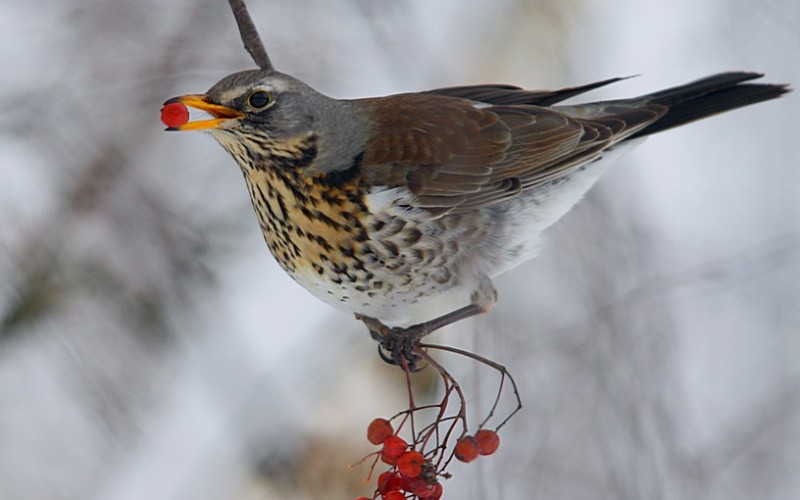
[248,90,272,109]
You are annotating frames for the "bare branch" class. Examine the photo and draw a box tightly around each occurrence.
[228,0,273,70]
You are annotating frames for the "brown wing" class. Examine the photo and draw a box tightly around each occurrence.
[361,93,664,216]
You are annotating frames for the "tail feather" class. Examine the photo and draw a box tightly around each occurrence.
[628,72,790,139]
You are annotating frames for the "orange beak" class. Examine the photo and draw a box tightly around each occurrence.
[163,94,244,131]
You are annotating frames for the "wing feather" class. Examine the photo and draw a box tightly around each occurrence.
[360,92,663,216]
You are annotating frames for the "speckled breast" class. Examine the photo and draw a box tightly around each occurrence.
[238,148,462,316]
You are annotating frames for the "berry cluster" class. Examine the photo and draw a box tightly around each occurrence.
[358,415,501,499]
[453,430,500,463]
[353,343,515,500]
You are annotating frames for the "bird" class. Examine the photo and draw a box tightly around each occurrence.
[163,10,788,366]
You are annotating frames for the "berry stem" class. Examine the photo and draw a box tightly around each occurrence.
[413,346,469,471]
[419,342,523,431]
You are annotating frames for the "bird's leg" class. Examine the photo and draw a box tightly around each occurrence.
[357,278,498,370]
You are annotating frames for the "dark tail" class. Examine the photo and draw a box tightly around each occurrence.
[628,72,790,139]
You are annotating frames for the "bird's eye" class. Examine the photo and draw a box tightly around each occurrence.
[247,90,272,110]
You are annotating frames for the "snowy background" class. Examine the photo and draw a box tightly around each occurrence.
[1,0,798,499]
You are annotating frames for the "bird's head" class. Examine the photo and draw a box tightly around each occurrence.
[166,69,327,136]
[165,69,369,175]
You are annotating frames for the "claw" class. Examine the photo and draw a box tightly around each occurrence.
[358,314,427,370]
[377,344,395,365]
[377,327,423,370]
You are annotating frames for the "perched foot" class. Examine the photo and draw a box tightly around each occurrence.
[356,300,492,370]
[356,314,430,370]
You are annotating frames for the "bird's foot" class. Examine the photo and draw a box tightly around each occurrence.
[356,301,492,371]
[356,314,429,371]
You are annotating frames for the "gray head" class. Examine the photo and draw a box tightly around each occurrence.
[164,69,369,175]
[164,0,371,175]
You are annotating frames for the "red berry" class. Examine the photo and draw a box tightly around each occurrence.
[396,450,424,478]
[406,478,435,498]
[397,473,414,492]
[377,471,403,494]
[380,448,398,465]
[430,482,443,499]
[380,436,408,465]
[160,102,189,128]
[474,429,500,455]
[367,418,394,445]
[355,497,372,500]
[382,436,407,453]
[382,491,405,500]
[454,435,480,463]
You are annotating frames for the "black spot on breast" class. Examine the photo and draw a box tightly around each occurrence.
[403,228,422,245]
[384,218,407,236]
[321,190,345,206]
[275,193,289,220]
[272,138,318,171]
[314,235,333,252]
[380,240,400,257]
[316,152,363,188]
[314,211,344,230]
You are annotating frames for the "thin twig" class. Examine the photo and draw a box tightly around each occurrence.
[420,342,523,431]
[227,0,273,70]
[414,347,470,471]
[401,355,419,445]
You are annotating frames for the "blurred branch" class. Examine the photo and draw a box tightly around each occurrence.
[542,232,800,342]
[697,381,800,485]
[0,1,216,341]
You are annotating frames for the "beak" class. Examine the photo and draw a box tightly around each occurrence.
[163,94,244,131]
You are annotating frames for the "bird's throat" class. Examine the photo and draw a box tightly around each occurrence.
[237,136,372,287]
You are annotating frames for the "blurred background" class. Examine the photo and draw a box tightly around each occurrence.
[1,0,798,499]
